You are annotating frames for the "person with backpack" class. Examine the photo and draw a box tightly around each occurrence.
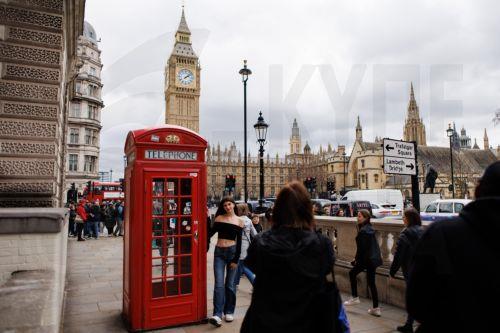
[390,208,424,333]
[241,182,339,333]
[344,209,383,317]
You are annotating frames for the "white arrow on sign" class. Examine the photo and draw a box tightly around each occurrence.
[384,156,417,176]
[383,139,415,159]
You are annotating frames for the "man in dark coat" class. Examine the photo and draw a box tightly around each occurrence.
[407,161,500,333]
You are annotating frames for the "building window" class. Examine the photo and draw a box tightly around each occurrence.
[252,176,256,183]
[84,129,98,145]
[89,67,96,76]
[70,102,81,117]
[88,84,98,97]
[280,177,284,183]
[374,174,379,183]
[69,154,78,172]
[84,155,97,172]
[361,174,365,183]
[87,104,98,120]
[69,128,79,144]
[75,82,82,94]
[271,176,275,183]
[361,159,365,168]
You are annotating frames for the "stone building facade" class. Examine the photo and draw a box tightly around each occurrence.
[206,142,296,201]
[65,21,103,195]
[164,8,200,133]
[0,0,86,207]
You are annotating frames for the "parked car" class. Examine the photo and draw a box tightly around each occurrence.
[341,189,404,211]
[371,203,402,218]
[420,199,471,222]
[325,200,372,217]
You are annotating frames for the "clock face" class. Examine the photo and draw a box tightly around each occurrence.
[177,69,194,85]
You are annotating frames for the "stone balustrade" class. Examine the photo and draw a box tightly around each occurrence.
[315,216,408,308]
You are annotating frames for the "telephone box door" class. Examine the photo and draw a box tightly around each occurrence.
[145,171,200,328]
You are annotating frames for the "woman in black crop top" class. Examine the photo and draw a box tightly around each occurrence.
[207,196,244,327]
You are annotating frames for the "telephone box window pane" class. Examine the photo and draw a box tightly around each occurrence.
[180,218,192,235]
[181,198,192,216]
[152,238,167,257]
[152,217,164,236]
[180,276,192,295]
[166,277,179,296]
[167,179,178,195]
[180,236,192,254]
[167,217,178,234]
[152,179,164,196]
[152,279,165,298]
[153,199,163,215]
[167,198,178,215]
[152,263,163,278]
[180,178,192,195]
[165,256,178,277]
[166,237,179,256]
[180,256,192,274]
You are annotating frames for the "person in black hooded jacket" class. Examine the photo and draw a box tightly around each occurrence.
[390,207,424,333]
[407,161,500,333]
[241,181,335,333]
[344,209,383,317]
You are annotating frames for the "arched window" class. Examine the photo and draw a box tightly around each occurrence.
[374,174,379,183]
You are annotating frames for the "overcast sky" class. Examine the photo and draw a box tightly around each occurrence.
[85,0,499,179]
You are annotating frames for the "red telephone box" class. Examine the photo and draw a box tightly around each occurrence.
[122,125,207,331]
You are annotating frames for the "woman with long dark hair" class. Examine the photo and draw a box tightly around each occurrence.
[344,209,383,317]
[390,207,423,333]
[241,181,336,333]
[207,197,244,327]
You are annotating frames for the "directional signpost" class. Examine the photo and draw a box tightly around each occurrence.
[383,138,420,211]
[383,139,416,176]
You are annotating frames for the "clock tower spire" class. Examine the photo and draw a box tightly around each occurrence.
[165,6,201,132]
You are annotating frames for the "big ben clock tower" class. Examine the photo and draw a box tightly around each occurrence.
[165,7,200,132]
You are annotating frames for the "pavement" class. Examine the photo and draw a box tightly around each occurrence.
[63,235,410,333]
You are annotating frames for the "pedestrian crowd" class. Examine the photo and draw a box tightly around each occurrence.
[68,199,124,241]
[205,160,500,333]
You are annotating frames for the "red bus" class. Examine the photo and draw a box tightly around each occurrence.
[83,181,124,203]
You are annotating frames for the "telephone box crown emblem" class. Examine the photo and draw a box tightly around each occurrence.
[166,134,180,143]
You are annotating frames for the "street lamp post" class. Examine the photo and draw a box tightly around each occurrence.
[254,112,269,210]
[446,124,455,198]
[110,169,113,182]
[239,60,252,202]
[342,152,347,196]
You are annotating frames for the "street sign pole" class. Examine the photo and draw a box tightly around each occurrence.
[410,141,420,211]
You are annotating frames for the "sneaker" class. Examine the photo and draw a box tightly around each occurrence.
[368,307,381,317]
[77,238,85,242]
[208,315,222,327]
[224,314,234,322]
[343,297,361,306]
[397,324,414,333]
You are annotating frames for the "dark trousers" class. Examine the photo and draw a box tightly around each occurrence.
[349,265,379,308]
[76,223,84,240]
[68,219,75,235]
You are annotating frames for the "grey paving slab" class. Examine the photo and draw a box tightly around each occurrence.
[63,236,410,333]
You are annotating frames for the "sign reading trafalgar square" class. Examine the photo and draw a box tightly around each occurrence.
[145,150,197,161]
[383,138,417,176]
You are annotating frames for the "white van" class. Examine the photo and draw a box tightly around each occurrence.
[341,189,404,211]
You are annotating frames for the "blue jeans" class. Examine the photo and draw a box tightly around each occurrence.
[235,260,255,286]
[213,246,238,317]
[91,221,99,239]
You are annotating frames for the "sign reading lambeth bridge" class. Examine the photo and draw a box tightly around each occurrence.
[383,138,417,176]
[145,150,198,161]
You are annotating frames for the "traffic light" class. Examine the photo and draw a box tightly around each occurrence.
[327,180,336,192]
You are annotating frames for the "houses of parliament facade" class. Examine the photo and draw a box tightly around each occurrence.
[165,9,498,201]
